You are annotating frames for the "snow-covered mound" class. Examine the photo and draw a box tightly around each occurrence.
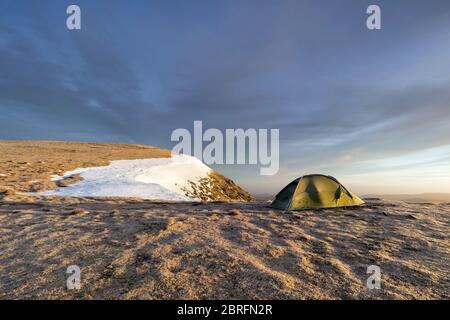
[42,155,212,201]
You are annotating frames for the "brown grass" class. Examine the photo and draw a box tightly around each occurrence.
[183,172,253,201]
[0,186,15,196]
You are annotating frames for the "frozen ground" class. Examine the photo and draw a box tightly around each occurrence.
[0,198,448,299]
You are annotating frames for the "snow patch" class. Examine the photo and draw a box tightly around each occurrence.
[42,154,212,201]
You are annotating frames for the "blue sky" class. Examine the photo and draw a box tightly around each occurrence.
[1,0,450,194]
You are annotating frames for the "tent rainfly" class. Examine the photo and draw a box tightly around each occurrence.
[270,174,364,210]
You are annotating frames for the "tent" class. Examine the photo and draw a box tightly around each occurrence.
[270,174,364,210]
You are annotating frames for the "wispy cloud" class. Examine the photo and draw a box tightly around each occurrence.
[1,0,450,193]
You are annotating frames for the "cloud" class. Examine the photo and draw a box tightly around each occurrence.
[1,0,450,193]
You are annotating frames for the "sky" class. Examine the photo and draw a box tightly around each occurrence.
[1,0,450,195]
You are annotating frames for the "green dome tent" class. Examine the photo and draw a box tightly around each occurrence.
[270,174,364,210]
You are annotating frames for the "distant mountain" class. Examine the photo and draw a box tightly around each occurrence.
[253,193,274,201]
[365,193,450,203]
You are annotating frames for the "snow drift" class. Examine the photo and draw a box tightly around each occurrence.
[43,154,212,201]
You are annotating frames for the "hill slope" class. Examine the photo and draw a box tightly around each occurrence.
[0,140,252,201]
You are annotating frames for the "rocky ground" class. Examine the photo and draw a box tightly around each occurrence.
[0,197,448,299]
